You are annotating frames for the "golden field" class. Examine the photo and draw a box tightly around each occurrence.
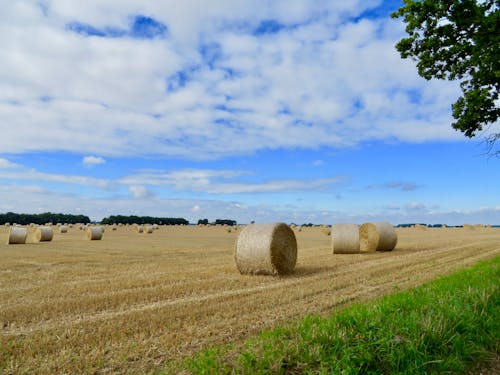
[1,224,499,374]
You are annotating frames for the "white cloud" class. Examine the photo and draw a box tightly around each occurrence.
[83,155,106,167]
[0,183,498,225]
[0,159,111,189]
[0,158,21,169]
[119,168,344,194]
[0,0,475,159]
[128,185,153,199]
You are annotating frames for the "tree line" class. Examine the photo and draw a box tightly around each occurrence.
[0,212,91,225]
[100,215,189,225]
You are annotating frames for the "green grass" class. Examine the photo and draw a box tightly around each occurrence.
[177,257,499,374]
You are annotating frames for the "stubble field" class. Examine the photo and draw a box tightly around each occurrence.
[1,224,499,374]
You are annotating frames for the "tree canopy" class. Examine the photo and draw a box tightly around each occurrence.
[100,215,189,225]
[392,0,499,154]
[0,212,90,225]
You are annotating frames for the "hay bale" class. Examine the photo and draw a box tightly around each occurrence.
[35,226,53,242]
[235,222,297,276]
[136,225,144,233]
[86,226,103,240]
[331,224,360,254]
[359,222,397,252]
[145,226,154,234]
[463,224,475,230]
[7,227,28,244]
[59,225,68,234]
[321,226,331,236]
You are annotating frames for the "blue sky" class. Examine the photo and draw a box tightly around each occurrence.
[0,0,498,224]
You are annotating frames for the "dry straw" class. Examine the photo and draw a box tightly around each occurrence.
[235,222,297,276]
[359,222,398,252]
[59,225,68,234]
[7,227,28,244]
[136,225,144,233]
[331,224,360,254]
[35,226,54,242]
[145,226,154,234]
[86,226,103,240]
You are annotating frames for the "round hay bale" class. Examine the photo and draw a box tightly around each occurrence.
[86,226,103,240]
[235,222,297,276]
[35,226,53,242]
[59,225,68,234]
[112,225,117,231]
[145,226,154,234]
[7,227,28,244]
[359,222,397,252]
[136,225,144,233]
[331,224,360,254]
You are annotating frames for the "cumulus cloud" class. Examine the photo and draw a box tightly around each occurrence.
[128,185,153,199]
[0,1,470,159]
[0,182,498,225]
[0,158,21,169]
[83,155,106,167]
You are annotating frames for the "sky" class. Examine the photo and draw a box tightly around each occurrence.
[0,0,498,225]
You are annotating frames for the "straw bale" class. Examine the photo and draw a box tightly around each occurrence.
[59,225,68,234]
[136,225,144,233]
[235,222,297,276]
[331,224,360,254]
[35,226,53,242]
[7,227,27,244]
[86,226,103,240]
[360,222,397,252]
[145,226,154,234]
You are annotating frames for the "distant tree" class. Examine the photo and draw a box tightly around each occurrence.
[214,219,237,226]
[197,219,209,225]
[0,212,90,225]
[392,0,499,155]
[100,215,189,225]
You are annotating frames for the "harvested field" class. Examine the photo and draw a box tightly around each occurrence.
[1,225,499,374]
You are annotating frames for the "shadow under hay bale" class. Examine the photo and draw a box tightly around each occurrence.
[35,226,53,242]
[86,226,103,240]
[235,222,297,276]
[331,223,360,254]
[7,227,28,244]
[360,222,397,252]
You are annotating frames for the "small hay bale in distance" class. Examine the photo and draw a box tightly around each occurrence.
[136,225,144,233]
[59,225,68,234]
[235,222,297,276]
[359,222,397,252]
[35,226,53,242]
[7,227,28,244]
[145,226,154,234]
[331,224,360,254]
[86,226,104,240]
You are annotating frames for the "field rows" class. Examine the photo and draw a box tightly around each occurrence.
[1,225,499,374]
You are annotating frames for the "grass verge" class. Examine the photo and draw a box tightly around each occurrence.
[178,257,499,374]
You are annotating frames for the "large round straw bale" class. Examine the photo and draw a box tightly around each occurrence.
[59,225,68,233]
[360,222,397,252]
[7,227,28,244]
[235,222,297,276]
[35,226,53,242]
[331,224,360,254]
[86,226,103,240]
[136,225,144,233]
[145,226,154,234]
